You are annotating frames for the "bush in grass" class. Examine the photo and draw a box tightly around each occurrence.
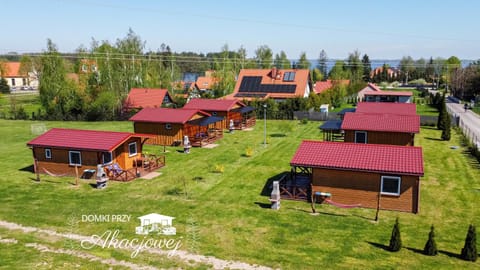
[423,225,438,256]
[460,224,477,262]
[388,218,402,252]
[212,164,224,173]
[245,147,254,157]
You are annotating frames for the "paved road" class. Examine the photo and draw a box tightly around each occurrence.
[446,98,480,146]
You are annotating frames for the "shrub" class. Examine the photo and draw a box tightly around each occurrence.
[212,164,224,173]
[461,224,477,262]
[423,225,438,256]
[245,147,254,157]
[389,218,402,252]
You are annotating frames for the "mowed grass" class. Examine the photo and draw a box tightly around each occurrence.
[0,119,479,269]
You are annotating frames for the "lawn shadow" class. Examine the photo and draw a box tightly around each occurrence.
[438,250,462,259]
[366,241,390,251]
[405,246,425,255]
[424,137,442,141]
[19,165,34,173]
[260,171,289,197]
[352,213,376,221]
[270,133,286,138]
[421,126,439,130]
[176,150,186,154]
[254,202,271,209]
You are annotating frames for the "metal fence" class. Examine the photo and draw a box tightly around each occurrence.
[446,106,480,148]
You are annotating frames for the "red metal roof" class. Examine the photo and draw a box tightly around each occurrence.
[341,112,420,133]
[124,88,171,109]
[27,128,139,152]
[355,102,417,115]
[290,141,424,176]
[183,98,245,111]
[129,108,210,124]
[364,91,412,96]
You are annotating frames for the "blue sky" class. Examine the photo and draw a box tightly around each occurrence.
[2,0,479,60]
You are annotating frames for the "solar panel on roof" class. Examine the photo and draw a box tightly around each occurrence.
[238,76,296,94]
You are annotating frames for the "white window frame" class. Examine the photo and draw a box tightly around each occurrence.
[128,142,138,157]
[165,123,172,130]
[45,148,52,159]
[69,151,82,166]
[102,152,113,165]
[380,176,401,196]
[355,131,367,143]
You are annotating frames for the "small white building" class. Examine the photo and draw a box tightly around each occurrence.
[136,213,176,235]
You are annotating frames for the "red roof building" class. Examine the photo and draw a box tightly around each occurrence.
[341,112,419,146]
[183,98,256,130]
[290,140,423,213]
[129,108,224,147]
[27,128,159,181]
[314,80,349,94]
[355,102,417,115]
[226,68,311,100]
[364,91,413,103]
[123,88,174,111]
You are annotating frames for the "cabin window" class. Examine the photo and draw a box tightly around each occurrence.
[69,151,82,166]
[165,123,172,130]
[381,176,401,196]
[128,142,137,157]
[102,152,112,165]
[212,112,217,116]
[45,148,52,159]
[355,131,367,143]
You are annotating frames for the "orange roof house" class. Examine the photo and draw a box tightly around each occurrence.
[1,62,30,89]
[314,80,350,94]
[123,88,175,111]
[228,68,311,100]
[195,75,218,91]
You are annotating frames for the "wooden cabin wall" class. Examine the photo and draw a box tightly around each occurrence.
[134,122,183,146]
[344,131,415,146]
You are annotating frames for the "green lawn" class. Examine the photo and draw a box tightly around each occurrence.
[0,119,479,269]
[0,92,41,118]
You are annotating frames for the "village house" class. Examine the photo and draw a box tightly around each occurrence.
[341,112,420,146]
[26,128,163,181]
[123,88,175,112]
[129,108,224,147]
[355,102,417,115]
[357,83,383,101]
[182,98,255,130]
[364,91,413,103]
[1,62,38,90]
[290,140,424,213]
[313,80,350,95]
[226,68,311,101]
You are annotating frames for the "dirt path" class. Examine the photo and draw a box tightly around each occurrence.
[0,220,274,270]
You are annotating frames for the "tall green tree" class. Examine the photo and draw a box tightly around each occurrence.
[399,56,415,84]
[329,61,350,80]
[274,51,290,69]
[255,45,273,68]
[0,77,9,93]
[437,94,447,130]
[346,50,363,83]
[361,54,372,82]
[297,52,311,69]
[317,50,328,80]
[388,218,402,252]
[461,224,477,262]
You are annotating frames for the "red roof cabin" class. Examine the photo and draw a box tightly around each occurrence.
[341,112,420,146]
[227,68,311,101]
[27,128,164,182]
[123,88,175,112]
[129,108,224,147]
[290,141,424,213]
[182,98,256,130]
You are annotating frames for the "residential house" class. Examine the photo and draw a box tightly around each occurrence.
[364,91,413,103]
[182,98,256,130]
[341,112,420,146]
[227,68,311,101]
[129,108,224,147]
[355,102,417,115]
[290,141,424,213]
[357,83,382,101]
[123,88,175,111]
[26,128,162,181]
[1,62,37,90]
[313,80,350,94]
